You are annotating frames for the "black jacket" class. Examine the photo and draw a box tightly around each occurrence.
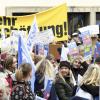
[55,75,74,100]
[34,72,44,97]
[34,72,58,100]
[81,84,99,97]
[71,61,88,81]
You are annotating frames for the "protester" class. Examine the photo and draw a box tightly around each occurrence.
[0,57,9,100]
[73,64,100,100]
[11,63,35,100]
[34,58,55,98]
[0,52,8,72]
[0,76,10,100]
[33,55,44,65]
[0,24,100,100]
[4,55,17,74]
[57,47,62,63]
[46,54,59,74]
[3,55,17,92]
[71,56,89,83]
[68,35,72,43]
[54,61,74,100]
[71,32,82,46]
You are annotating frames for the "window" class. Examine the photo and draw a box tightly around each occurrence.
[12,12,37,16]
[68,12,90,35]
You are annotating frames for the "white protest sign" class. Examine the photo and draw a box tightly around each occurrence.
[89,25,99,35]
[80,29,92,60]
[79,26,90,36]
[79,25,99,36]
[60,44,69,61]
[11,30,27,51]
[11,30,26,38]
[77,74,83,85]
[1,37,11,52]
[33,29,54,44]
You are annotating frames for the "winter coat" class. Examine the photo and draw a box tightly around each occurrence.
[71,61,88,82]
[81,84,99,97]
[34,72,44,97]
[54,75,74,100]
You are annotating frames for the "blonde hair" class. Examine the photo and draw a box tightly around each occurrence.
[15,63,32,81]
[58,70,75,85]
[36,58,55,82]
[34,55,45,65]
[80,64,100,86]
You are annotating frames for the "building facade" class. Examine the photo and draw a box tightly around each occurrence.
[0,0,100,34]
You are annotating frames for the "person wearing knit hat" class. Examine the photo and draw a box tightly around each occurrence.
[59,61,71,69]
[58,61,71,78]
[54,61,74,100]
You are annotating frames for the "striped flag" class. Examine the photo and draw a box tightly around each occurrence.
[18,34,36,92]
[27,16,39,52]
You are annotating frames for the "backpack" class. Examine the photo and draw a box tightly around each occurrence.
[11,84,26,95]
[11,83,27,100]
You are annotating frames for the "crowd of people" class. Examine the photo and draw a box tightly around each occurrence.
[0,32,100,100]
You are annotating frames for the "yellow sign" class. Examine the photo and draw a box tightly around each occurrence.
[0,4,68,41]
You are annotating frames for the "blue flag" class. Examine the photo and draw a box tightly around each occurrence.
[18,34,36,92]
[18,36,22,66]
[27,16,39,52]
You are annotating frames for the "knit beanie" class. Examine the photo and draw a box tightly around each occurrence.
[59,61,71,69]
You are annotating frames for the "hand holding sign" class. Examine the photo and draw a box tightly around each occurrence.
[44,79,53,99]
